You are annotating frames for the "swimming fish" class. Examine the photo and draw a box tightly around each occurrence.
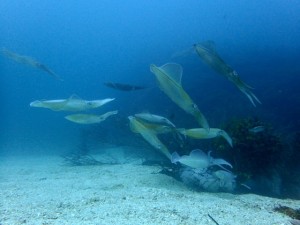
[65,111,118,124]
[0,48,62,81]
[194,41,261,107]
[133,114,184,147]
[177,128,233,147]
[248,126,265,133]
[150,63,209,130]
[171,149,232,169]
[134,113,176,128]
[30,95,115,111]
[131,120,174,135]
[104,82,146,91]
[128,116,171,159]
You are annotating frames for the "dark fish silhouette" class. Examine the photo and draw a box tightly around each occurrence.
[104,82,146,91]
[1,47,63,81]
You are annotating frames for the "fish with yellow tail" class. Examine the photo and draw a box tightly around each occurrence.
[194,41,261,107]
[128,116,172,159]
[133,113,184,147]
[150,63,209,130]
[177,128,233,147]
[65,111,118,124]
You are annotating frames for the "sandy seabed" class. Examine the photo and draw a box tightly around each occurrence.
[0,147,299,225]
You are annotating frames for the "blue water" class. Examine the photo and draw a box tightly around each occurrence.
[1,1,300,198]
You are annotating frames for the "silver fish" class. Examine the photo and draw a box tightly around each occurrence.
[134,113,176,128]
[171,149,232,169]
[65,111,118,124]
[30,95,115,112]
[248,126,265,133]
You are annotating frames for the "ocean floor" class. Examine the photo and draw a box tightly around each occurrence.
[0,146,299,225]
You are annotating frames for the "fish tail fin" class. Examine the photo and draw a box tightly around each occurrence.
[220,130,233,147]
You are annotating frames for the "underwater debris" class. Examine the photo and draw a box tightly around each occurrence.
[273,205,300,220]
[104,82,147,91]
[0,47,63,81]
[150,63,209,130]
[208,214,220,225]
[179,167,236,192]
[194,41,261,107]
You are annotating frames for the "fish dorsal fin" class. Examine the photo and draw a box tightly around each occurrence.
[68,94,82,101]
[160,63,183,85]
[189,149,207,159]
[200,40,216,53]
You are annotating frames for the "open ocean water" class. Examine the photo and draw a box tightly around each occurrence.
[1,1,300,224]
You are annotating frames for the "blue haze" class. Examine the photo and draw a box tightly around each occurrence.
[1,1,300,155]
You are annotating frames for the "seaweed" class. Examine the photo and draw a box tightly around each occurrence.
[212,117,285,180]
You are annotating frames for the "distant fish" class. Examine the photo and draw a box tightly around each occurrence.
[171,149,232,170]
[104,82,147,91]
[0,47,62,81]
[65,111,118,124]
[248,126,265,133]
[194,41,261,107]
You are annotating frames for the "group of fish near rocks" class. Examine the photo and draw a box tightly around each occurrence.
[2,41,261,192]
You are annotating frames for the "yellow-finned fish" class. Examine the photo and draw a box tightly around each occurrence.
[65,111,118,124]
[150,63,209,130]
[194,41,261,107]
[178,128,233,147]
[128,116,171,159]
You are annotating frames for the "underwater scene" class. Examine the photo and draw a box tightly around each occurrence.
[1,1,300,224]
